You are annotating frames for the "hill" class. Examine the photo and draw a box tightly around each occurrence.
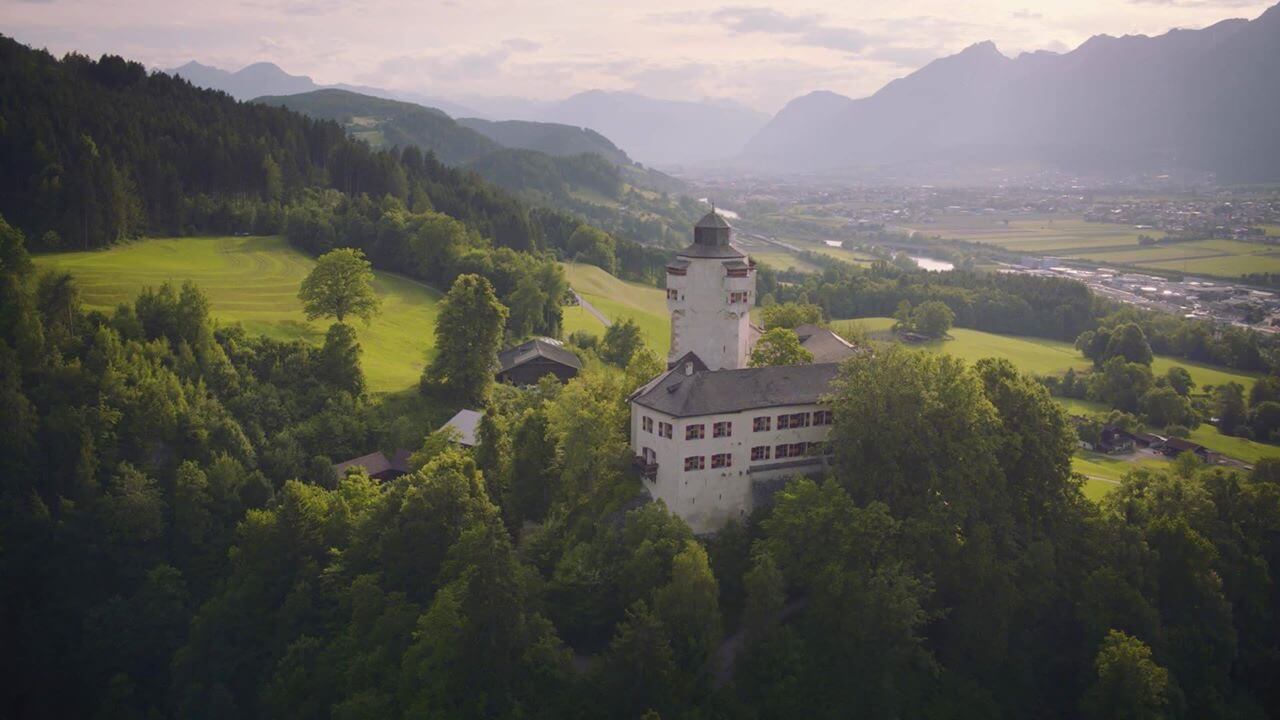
[34,236,440,393]
[0,35,541,253]
[456,117,632,165]
[255,88,701,247]
[254,89,502,165]
[741,3,1280,181]
[168,59,477,116]
[560,262,670,353]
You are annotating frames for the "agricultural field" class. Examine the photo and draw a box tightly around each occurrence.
[750,251,823,274]
[905,215,1164,254]
[561,262,670,353]
[34,236,441,393]
[907,213,1280,278]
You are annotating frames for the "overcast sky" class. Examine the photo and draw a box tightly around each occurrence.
[4,0,1274,112]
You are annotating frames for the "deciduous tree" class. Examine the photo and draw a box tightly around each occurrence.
[421,274,508,405]
[297,247,380,324]
[749,328,813,367]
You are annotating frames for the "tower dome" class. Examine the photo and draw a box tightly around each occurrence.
[683,210,743,258]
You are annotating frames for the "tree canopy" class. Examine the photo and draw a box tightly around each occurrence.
[749,328,814,367]
[297,247,381,324]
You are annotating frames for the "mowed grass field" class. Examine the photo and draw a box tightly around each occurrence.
[561,262,670,354]
[832,317,1280,488]
[35,236,441,393]
[907,214,1280,278]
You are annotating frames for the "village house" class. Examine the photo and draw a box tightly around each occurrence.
[496,337,582,385]
[629,210,844,533]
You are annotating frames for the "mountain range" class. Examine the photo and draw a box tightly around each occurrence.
[253,88,697,247]
[169,61,768,168]
[740,3,1280,181]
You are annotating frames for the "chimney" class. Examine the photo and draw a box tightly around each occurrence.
[684,361,694,376]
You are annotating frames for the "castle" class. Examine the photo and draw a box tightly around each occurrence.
[628,211,855,533]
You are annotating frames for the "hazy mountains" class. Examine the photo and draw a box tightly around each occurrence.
[516,91,769,168]
[169,60,767,168]
[254,89,634,167]
[168,60,478,118]
[742,3,1280,181]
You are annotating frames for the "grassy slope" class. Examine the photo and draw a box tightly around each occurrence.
[35,236,440,393]
[560,262,670,354]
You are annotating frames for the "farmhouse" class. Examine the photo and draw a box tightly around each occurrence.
[629,210,843,533]
[332,449,413,482]
[497,338,582,385]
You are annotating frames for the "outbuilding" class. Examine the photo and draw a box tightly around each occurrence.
[496,338,582,386]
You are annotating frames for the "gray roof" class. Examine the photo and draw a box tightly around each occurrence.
[794,324,859,363]
[440,409,482,447]
[632,361,840,417]
[497,338,583,374]
[695,210,732,229]
[681,209,743,258]
[333,449,413,477]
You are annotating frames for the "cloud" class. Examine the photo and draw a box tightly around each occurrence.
[503,37,541,52]
[1011,9,1043,20]
[710,6,871,53]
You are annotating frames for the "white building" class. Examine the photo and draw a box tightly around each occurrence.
[630,356,839,533]
[628,210,855,533]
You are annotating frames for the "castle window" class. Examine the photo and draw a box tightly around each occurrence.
[686,424,705,440]
[753,416,771,432]
[778,412,810,429]
[643,416,654,433]
[775,443,791,458]
[750,446,771,461]
[684,456,705,471]
[728,291,748,304]
[667,288,679,300]
[713,421,732,438]
[711,453,732,468]
[813,410,834,426]
[659,421,673,439]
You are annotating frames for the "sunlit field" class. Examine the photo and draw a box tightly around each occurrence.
[35,236,441,393]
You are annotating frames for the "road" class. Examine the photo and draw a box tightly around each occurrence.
[572,289,611,327]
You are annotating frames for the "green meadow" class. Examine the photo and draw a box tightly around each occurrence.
[561,262,671,354]
[35,236,441,394]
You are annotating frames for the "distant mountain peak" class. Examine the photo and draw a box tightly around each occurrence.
[958,40,1005,58]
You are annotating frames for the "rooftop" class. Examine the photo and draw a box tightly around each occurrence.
[497,338,583,373]
[333,448,413,478]
[632,356,840,417]
[794,323,859,363]
[440,409,482,447]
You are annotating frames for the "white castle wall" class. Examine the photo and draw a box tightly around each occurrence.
[666,257,754,370]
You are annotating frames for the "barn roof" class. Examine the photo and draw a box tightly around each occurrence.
[497,338,583,374]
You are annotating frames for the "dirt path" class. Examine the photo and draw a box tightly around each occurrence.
[572,289,612,327]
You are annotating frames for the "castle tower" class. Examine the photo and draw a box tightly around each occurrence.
[665,210,755,370]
